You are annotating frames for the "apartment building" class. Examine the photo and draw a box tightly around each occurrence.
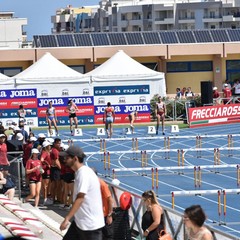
[51,0,240,33]
[0,11,27,48]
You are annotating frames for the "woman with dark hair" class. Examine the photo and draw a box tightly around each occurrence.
[183,205,213,240]
[66,99,78,136]
[103,102,115,138]
[141,190,165,240]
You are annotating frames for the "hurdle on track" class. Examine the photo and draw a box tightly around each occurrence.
[237,165,240,186]
[164,137,170,159]
[214,148,221,165]
[228,134,233,156]
[194,166,202,188]
[171,188,240,224]
[100,139,106,152]
[196,135,202,158]
[132,138,139,160]
[61,133,240,143]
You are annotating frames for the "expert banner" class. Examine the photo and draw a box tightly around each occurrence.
[188,104,240,128]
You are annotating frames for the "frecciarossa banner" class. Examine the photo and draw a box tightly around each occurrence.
[188,104,240,128]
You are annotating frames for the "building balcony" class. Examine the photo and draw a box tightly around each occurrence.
[128,19,142,26]
[223,15,234,21]
[178,18,195,24]
[202,17,222,23]
[120,20,129,28]
[155,17,174,24]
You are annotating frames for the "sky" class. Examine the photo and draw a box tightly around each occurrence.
[0,0,99,41]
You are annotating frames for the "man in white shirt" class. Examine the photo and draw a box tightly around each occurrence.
[59,146,104,240]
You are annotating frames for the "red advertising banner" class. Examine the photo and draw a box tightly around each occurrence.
[38,106,95,118]
[94,113,151,124]
[188,104,240,128]
[0,98,38,109]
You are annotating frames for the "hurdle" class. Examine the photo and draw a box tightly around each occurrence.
[214,148,221,165]
[237,165,240,186]
[67,139,74,146]
[132,138,138,160]
[228,134,233,156]
[196,135,202,158]
[100,139,106,152]
[164,137,170,159]
[194,166,202,188]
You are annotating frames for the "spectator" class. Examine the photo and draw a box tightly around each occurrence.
[141,190,165,240]
[223,83,232,104]
[185,87,195,98]
[232,79,240,96]
[155,96,166,135]
[222,79,231,91]
[33,133,46,150]
[50,138,62,205]
[183,205,212,240]
[25,148,42,207]
[175,87,182,100]
[212,87,220,99]
[0,134,10,173]
[1,170,15,200]
[103,102,115,138]
[59,145,104,240]
[181,87,187,98]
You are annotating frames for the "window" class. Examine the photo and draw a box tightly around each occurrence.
[139,96,146,103]
[167,61,213,72]
[0,67,22,77]
[98,98,105,104]
[119,97,126,103]
[69,65,85,74]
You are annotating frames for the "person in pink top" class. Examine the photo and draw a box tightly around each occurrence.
[0,134,10,173]
[25,148,42,207]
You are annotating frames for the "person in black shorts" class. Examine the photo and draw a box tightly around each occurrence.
[66,99,79,136]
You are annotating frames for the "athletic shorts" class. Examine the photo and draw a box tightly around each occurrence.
[29,179,41,184]
[69,113,76,118]
[42,174,50,180]
[63,173,75,183]
[48,116,55,121]
[50,167,61,181]
[106,117,113,124]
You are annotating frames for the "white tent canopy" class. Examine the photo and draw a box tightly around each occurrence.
[85,50,166,96]
[85,50,164,81]
[14,52,88,84]
[0,73,14,85]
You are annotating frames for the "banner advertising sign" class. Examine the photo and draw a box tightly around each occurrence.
[188,104,240,128]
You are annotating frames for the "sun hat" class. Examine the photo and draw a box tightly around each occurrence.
[31,148,39,154]
[16,133,24,141]
[224,83,228,87]
[29,136,37,142]
[213,87,217,90]
[42,141,51,148]
[38,133,46,138]
[0,134,6,138]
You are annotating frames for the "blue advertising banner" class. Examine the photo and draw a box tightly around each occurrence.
[94,104,150,115]
[38,116,94,127]
[0,108,38,118]
[38,96,94,107]
[94,85,149,96]
[0,89,37,99]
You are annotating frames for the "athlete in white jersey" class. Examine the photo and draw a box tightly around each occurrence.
[155,96,166,135]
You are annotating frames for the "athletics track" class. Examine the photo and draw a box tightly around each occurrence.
[35,123,240,238]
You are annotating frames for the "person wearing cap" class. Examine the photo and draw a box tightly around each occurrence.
[33,133,46,150]
[213,87,220,99]
[22,136,37,168]
[25,148,42,207]
[59,146,104,240]
[0,134,10,173]
[66,99,79,136]
[155,96,166,135]
[50,138,62,205]
[223,83,232,104]
[40,141,52,206]
[46,101,59,137]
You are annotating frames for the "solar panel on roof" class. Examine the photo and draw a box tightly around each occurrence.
[193,30,212,43]
[91,33,110,46]
[108,33,127,45]
[142,32,161,44]
[39,35,57,48]
[74,34,92,46]
[125,32,144,45]
[210,29,230,42]
[56,34,75,47]
[177,31,196,43]
[159,31,178,44]
[227,29,240,42]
